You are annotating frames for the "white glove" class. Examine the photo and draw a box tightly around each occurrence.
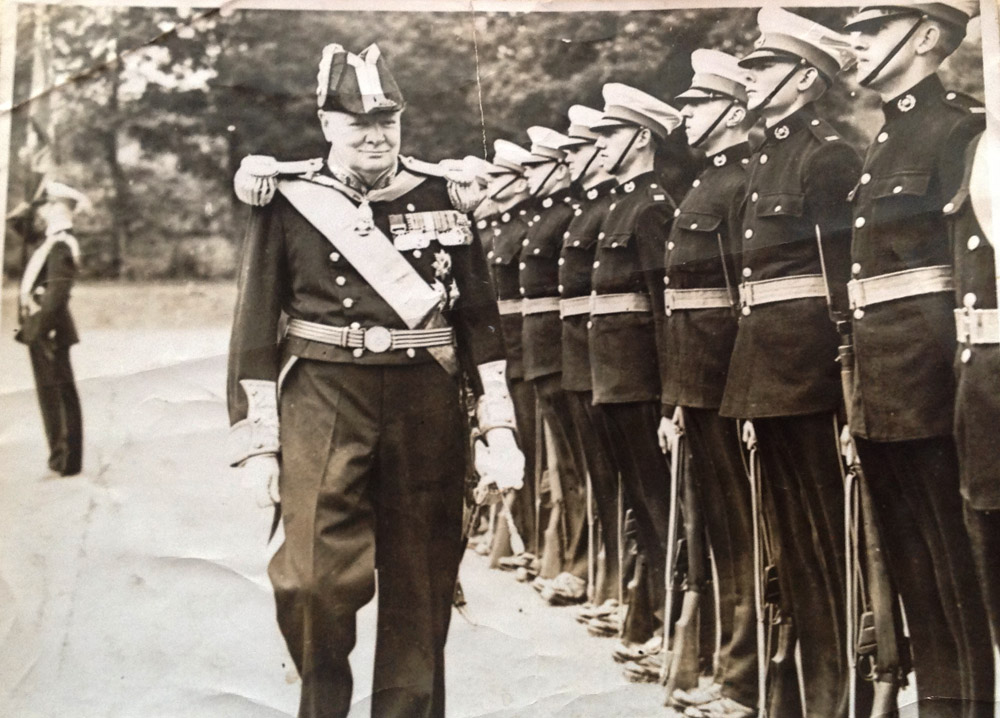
[742,420,757,450]
[657,416,676,454]
[474,428,525,493]
[241,453,281,508]
[840,424,857,467]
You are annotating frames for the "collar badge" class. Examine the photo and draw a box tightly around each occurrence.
[501,212,511,222]
[587,188,598,200]
[542,197,553,208]
[713,154,727,167]
[897,94,916,112]
[774,125,790,140]
[623,181,635,194]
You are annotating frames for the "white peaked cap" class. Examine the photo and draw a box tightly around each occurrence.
[740,6,857,81]
[676,49,749,104]
[591,83,683,140]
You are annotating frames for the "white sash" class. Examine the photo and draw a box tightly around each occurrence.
[19,232,80,315]
[277,179,443,329]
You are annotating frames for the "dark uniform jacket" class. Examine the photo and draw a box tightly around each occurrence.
[948,132,1000,509]
[482,204,532,380]
[519,189,575,382]
[16,234,80,347]
[720,106,860,420]
[849,74,985,441]
[559,180,617,392]
[227,162,504,433]
[661,143,748,410]
[589,171,675,405]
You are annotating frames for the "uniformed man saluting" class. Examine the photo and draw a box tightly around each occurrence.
[845,4,993,716]
[229,44,523,718]
[13,181,88,478]
[722,8,861,717]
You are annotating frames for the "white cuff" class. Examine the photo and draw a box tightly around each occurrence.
[228,379,280,466]
[476,361,517,433]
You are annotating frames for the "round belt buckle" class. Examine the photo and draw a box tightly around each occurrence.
[363,326,393,353]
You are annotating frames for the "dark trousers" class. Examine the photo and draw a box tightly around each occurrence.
[855,436,994,718]
[684,408,757,708]
[963,503,1000,652]
[754,413,848,718]
[598,401,671,622]
[28,342,82,476]
[271,361,467,718]
[509,377,538,555]
[532,373,589,579]
[566,390,622,601]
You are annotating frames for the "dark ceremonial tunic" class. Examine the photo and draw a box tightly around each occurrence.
[16,233,83,476]
[661,142,757,708]
[721,105,862,718]
[850,74,986,441]
[483,204,531,380]
[850,76,993,718]
[228,161,503,718]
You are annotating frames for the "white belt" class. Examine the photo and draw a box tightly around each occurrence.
[521,296,562,316]
[590,292,652,316]
[559,296,592,318]
[955,308,1000,345]
[663,287,733,315]
[286,317,454,354]
[738,274,827,314]
[497,299,523,316]
[847,265,953,310]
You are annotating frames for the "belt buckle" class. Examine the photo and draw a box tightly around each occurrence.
[363,326,393,353]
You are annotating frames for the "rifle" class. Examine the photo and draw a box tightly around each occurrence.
[538,418,566,580]
[660,408,704,700]
[815,224,909,718]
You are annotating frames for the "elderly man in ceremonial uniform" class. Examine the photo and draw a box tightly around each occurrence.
[518,125,592,603]
[479,140,540,560]
[949,129,1000,670]
[587,83,682,680]
[13,181,87,478]
[657,50,757,718]
[557,104,624,626]
[228,44,522,718]
[845,4,993,716]
[721,9,862,717]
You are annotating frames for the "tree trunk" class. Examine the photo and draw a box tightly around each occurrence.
[103,50,132,278]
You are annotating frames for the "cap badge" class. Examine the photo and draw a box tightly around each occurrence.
[774,125,790,140]
[623,181,636,194]
[542,197,554,208]
[713,154,728,167]
[897,94,916,113]
[587,188,598,200]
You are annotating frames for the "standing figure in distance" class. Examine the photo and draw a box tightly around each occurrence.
[229,43,523,718]
[14,181,87,478]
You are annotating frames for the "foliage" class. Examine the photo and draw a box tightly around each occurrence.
[4,4,986,279]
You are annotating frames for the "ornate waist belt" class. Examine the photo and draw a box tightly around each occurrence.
[286,317,454,354]
[847,265,953,311]
[663,287,733,315]
[590,292,652,316]
[521,296,561,316]
[738,274,826,315]
[955,308,999,345]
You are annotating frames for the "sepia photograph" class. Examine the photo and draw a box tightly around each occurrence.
[1,1,998,716]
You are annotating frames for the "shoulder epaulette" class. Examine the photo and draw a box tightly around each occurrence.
[941,90,985,114]
[234,155,324,207]
[806,118,843,143]
[399,155,448,179]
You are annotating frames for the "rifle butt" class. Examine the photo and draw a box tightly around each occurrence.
[661,589,702,701]
[768,622,804,718]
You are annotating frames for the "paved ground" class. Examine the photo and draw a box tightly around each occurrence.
[0,282,665,718]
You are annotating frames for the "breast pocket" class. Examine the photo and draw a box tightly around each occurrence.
[755,192,805,219]
[671,212,724,266]
[869,170,935,224]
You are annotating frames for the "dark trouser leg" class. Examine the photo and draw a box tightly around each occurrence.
[271,362,465,718]
[533,373,588,579]
[963,503,1000,651]
[373,365,467,718]
[855,437,994,718]
[566,390,621,600]
[684,408,757,708]
[29,342,82,474]
[754,413,848,718]
[510,377,538,555]
[599,401,671,622]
